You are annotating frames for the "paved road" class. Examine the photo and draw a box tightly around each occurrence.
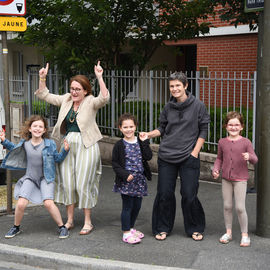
[0,165,269,270]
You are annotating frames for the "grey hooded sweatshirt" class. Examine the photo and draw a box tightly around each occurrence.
[157,91,210,164]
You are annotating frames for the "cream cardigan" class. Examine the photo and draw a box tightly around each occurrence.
[35,87,110,150]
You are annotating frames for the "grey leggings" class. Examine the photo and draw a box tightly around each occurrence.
[222,179,248,233]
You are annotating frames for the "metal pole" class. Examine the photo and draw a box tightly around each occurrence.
[195,71,200,99]
[149,70,153,134]
[27,68,32,117]
[256,2,270,237]
[1,31,12,214]
[111,70,115,137]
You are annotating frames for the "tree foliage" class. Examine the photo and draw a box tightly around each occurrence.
[19,0,259,76]
[19,0,216,76]
[212,0,259,30]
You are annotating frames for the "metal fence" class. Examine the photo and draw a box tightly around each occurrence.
[0,70,257,153]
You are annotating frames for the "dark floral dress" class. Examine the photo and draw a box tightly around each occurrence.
[113,139,148,197]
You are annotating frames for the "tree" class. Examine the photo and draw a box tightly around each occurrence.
[19,0,216,76]
[212,0,259,30]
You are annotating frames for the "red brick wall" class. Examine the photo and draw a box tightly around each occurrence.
[198,4,237,28]
[164,4,258,108]
[196,34,258,72]
[197,34,257,108]
[165,33,258,72]
[165,33,257,108]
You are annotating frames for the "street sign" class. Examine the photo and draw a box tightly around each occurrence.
[245,0,264,12]
[0,0,26,16]
[0,16,27,31]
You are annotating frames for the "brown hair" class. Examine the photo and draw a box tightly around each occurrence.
[69,75,92,96]
[118,113,138,128]
[20,115,49,140]
[224,111,244,128]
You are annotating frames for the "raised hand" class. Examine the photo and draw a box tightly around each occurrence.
[94,61,103,79]
[39,63,49,79]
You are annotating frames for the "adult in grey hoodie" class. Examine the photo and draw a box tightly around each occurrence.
[140,72,210,241]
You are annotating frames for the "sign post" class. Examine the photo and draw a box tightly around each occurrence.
[1,31,12,214]
[0,0,27,214]
[256,0,270,238]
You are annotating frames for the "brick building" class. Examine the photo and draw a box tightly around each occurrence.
[156,6,258,108]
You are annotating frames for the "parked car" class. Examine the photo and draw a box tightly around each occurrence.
[0,94,6,184]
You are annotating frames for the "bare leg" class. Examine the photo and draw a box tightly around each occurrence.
[43,199,64,226]
[65,204,75,229]
[83,208,92,227]
[79,208,93,235]
[14,197,29,225]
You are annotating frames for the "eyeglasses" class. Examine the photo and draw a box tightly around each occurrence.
[70,87,83,93]
[227,124,241,128]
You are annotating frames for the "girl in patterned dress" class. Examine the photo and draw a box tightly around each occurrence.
[112,113,152,244]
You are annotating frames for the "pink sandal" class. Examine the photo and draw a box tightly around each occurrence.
[131,229,144,239]
[123,234,141,244]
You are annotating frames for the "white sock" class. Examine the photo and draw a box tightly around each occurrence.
[123,232,132,239]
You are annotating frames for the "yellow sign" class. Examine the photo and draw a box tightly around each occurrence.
[0,17,27,32]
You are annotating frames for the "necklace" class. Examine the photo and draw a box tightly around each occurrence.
[69,107,78,123]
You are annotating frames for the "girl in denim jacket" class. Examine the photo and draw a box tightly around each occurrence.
[0,115,70,239]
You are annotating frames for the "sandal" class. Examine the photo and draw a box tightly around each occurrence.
[192,232,204,241]
[131,229,144,239]
[240,236,250,247]
[79,223,94,235]
[65,221,74,230]
[155,232,167,241]
[123,234,141,244]
[219,233,232,244]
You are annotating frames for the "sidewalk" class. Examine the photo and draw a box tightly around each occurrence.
[0,165,269,270]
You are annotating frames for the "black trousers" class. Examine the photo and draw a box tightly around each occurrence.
[121,194,142,231]
[152,156,205,237]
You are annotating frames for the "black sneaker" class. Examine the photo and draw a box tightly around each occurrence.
[59,226,69,239]
[5,226,21,239]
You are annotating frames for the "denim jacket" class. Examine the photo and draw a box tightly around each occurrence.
[0,138,69,183]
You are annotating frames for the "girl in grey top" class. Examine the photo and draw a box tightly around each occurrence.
[0,115,70,239]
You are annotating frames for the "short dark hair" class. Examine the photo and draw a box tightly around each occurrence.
[118,113,138,128]
[168,72,188,87]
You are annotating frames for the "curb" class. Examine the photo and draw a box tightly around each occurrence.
[0,243,192,270]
